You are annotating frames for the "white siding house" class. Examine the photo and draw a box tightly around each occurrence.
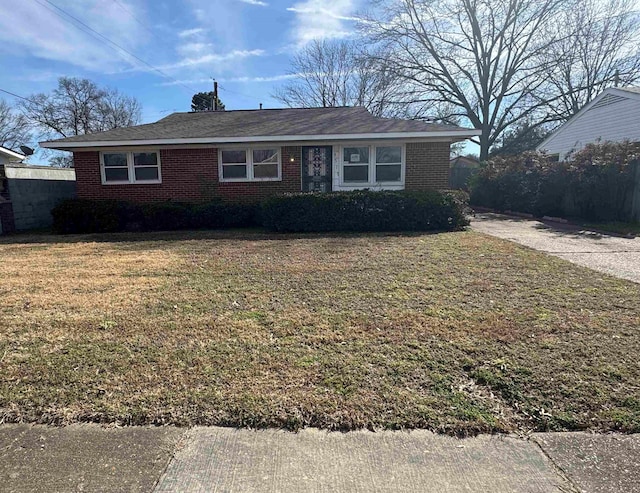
[537,87,640,160]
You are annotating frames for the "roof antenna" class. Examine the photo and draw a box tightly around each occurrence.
[259,103,263,110]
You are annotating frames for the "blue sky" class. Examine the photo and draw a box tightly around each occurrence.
[0,0,362,125]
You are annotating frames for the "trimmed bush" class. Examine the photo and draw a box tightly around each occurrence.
[52,191,469,234]
[260,190,470,232]
[52,199,258,234]
[51,199,141,234]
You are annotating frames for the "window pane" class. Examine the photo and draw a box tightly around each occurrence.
[222,164,247,179]
[104,168,129,182]
[343,147,369,164]
[344,165,369,182]
[253,149,278,164]
[376,146,401,164]
[134,152,158,166]
[135,167,159,181]
[376,164,402,182]
[221,150,247,164]
[103,153,127,167]
[254,163,278,178]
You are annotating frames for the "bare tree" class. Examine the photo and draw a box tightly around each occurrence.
[20,77,141,167]
[273,40,402,116]
[0,99,32,151]
[21,77,141,139]
[366,0,570,160]
[538,0,640,119]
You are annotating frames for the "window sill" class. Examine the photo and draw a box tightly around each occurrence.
[102,180,162,185]
[340,182,404,187]
[219,178,282,183]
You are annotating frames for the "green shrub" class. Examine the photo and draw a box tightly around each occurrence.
[52,199,258,234]
[141,202,194,231]
[260,190,469,232]
[52,191,469,235]
[470,142,640,221]
[51,199,141,234]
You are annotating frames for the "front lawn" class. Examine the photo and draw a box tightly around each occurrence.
[0,230,638,435]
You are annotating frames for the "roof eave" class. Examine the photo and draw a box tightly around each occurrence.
[40,129,482,150]
[0,146,26,160]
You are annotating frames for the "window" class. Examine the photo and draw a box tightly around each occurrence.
[133,152,160,181]
[102,153,129,183]
[340,144,404,187]
[221,150,248,180]
[219,148,281,182]
[343,147,369,183]
[375,146,402,182]
[101,151,161,184]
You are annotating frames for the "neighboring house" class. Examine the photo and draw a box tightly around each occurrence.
[40,107,480,203]
[0,164,76,234]
[0,146,26,165]
[537,87,640,161]
[449,155,480,190]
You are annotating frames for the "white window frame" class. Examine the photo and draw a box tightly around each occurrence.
[337,143,405,189]
[341,146,371,184]
[218,147,282,183]
[100,150,162,185]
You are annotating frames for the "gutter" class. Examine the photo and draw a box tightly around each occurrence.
[40,129,482,151]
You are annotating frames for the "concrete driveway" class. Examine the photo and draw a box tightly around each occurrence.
[472,213,640,283]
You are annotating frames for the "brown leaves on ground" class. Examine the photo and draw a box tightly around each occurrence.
[0,230,638,434]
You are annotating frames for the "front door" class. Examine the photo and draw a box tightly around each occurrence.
[301,146,332,192]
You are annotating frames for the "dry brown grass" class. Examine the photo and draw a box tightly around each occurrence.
[1,230,639,434]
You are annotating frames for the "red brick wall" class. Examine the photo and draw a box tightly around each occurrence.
[73,142,450,202]
[405,142,451,190]
[74,146,302,203]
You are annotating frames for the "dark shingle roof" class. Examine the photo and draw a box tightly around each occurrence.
[41,107,476,147]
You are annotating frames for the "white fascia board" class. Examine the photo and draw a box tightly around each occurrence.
[0,146,26,161]
[40,129,482,150]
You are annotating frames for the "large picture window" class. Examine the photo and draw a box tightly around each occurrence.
[340,144,404,187]
[101,151,161,184]
[219,148,281,182]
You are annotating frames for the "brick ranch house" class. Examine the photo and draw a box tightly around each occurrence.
[40,107,480,203]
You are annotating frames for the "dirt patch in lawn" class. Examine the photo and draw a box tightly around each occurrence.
[1,230,638,435]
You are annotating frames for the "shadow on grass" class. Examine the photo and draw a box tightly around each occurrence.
[0,227,463,248]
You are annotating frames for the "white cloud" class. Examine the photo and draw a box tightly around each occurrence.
[286,0,361,46]
[178,28,206,38]
[0,0,146,72]
[178,42,214,56]
[158,73,301,86]
[286,6,362,22]
[156,49,266,71]
[239,0,269,6]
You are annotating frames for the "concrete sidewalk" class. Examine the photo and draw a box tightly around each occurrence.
[1,424,639,493]
[471,213,640,283]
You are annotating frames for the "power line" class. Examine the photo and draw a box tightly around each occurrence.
[111,0,157,39]
[107,0,264,106]
[33,0,201,97]
[0,88,33,102]
[108,0,220,108]
[218,84,263,102]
